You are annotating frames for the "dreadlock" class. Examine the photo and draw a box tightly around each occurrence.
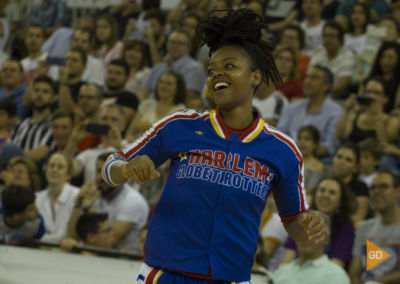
[196,8,283,88]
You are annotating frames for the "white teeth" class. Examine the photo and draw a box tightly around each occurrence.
[214,82,229,91]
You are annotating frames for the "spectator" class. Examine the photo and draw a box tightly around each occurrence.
[331,143,369,225]
[252,82,288,127]
[277,65,342,157]
[0,156,42,192]
[274,45,305,101]
[297,125,324,191]
[93,14,123,65]
[10,76,55,162]
[279,25,310,81]
[369,41,400,112]
[0,99,17,150]
[103,59,139,125]
[122,40,151,95]
[358,138,382,188]
[309,20,356,96]
[76,213,114,249]
[35,152,79,242]
[138,30,207,100]
[68,152,149,253]
[166,0,209,30]
[335,0,390,30]
[75,83,103,123]
[106,0,141,39]
[58,48,88,110]
[126,70,186,142]
[50,109,74,154]
[73,104,127,184]
[282,178,356,268]
[20,25,46,84]
[70,28,106,87]
[300,0,325,56]
[0,59,29,119]
[27,0,68,36]
[274,213,350,284]
[349,171,400,284]
[344,2,370,57]
[0,185,45,245]
[335,78,396,145]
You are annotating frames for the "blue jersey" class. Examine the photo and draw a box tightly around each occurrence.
[103,109,308,281]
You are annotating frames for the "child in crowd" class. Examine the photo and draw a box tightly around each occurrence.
[358,138,382,188]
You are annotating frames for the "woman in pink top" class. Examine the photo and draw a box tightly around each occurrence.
[93,14,123,65]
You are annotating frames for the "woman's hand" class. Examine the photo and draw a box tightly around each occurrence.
[345,94,359,112]
[298,211,328,244]
[122,155,160,184]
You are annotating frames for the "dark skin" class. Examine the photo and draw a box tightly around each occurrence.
[109,45,326,244]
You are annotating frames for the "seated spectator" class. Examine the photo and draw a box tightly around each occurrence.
[258,201,288,271]
[282,178,356,268]
[335,0,390,30]
[0,99,17,150]
[67,153,149,253]
[126,70,186,142]
[297,125,324,191]
[35,153,79,242]
[10,76,55,161]
[49,108,74,154]
[58,48,88,110]
[106,0,141,40]
[379,106,400,175]
[0,156,42,192]
[274,45,305,101]
[103,59,139,125]
[279,25,310,81]
[309,20,356,96]
[76,212,113,249]
[0,59,29,119]
[368,42,400,113]
[20,25,46,84]
[335,78,396,144]
[166,0,208,31]
[93,14,123,65]
[138,30,207,100]
[358,138,382,188]
[252,82,288,127]
[277,65,342,157]
[330,143,369,225]
[0,185,45,245]
[122,40,151,95]
[344,3,370,57]
[299,0,325,56]
[274,213,350,284]
[26,0,68,36]
[349,171,400,284]
[75,83,103,124]
[73,104,127,184]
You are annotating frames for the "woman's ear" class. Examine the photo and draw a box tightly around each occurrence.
[251,70,262,88]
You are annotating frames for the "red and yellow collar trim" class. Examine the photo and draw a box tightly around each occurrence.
[209,108,265,143]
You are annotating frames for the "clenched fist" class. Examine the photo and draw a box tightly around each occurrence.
[122,155,160,184]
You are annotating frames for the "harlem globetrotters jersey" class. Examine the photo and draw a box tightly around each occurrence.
[103,108,308,282]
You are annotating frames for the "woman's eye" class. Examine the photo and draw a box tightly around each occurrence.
[207,69,215,76]
[225,63,234,69]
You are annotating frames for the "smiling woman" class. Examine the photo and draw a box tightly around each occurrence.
[102,9,327,283]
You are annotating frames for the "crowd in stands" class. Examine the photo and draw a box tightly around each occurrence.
[0,0,400,283]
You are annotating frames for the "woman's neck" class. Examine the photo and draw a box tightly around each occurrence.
[219,103,254,130]
[48,183,64,200]
[129,66,139,77]
[352,27,364,36]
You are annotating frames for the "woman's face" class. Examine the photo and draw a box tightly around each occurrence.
[275,50,294,78]
[379,48,398,75]
[182,17,198,39]
[364,80,386,108]
[10,163,31,188]
[380,20,398,42]
[297,130,317,157]
[315,179,342,215]
[333,147,357,179]
[206,45,261,111]
[96,19,111,42]
[280,29,301,52]
[157,73,177,101]
[124,47,143,68]
[46,154,70,186]
[350,5,367,29]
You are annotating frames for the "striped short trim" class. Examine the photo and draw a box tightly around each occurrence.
[136,263,164,284]
[136,263,253,284]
